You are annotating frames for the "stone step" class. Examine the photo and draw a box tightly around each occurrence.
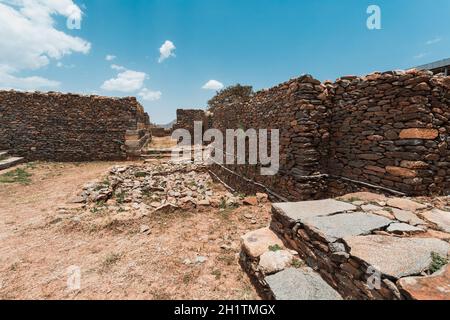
[0,156,24,171]
[240,227,342,300]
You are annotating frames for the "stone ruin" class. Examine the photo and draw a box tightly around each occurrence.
[0,91,151,161]
[176,69,450,199]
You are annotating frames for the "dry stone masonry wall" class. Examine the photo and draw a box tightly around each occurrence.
[197,69,450,198]
[0,91,151,161]
[210,75,331,201]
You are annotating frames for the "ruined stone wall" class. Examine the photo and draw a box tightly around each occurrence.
[207,70,450,198]
[0,91,151,161]
[328,70,450,196]
[210,75,331,201]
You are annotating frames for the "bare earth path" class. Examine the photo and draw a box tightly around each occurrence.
[0,162,267,299]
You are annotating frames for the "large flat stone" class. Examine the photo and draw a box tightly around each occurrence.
[272,199,356,223]
[344,235,450,279]
[265,268,342,300]
[387,198,427,212]
[422,209,450,233]
[397,265,450,300]
[303,212,392,242]
[241,228,284,258]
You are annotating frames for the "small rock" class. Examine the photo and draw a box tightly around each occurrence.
[140,225,151,235]
[195,256,208,264]
[387,198,428,212]
[243,196,258,206]
[256,193,269,203]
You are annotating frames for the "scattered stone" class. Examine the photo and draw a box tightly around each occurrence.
[398,264,450,300]
[243,196,258,206]
[265,268,342,300]
[386,223,424,234]
[140,225,151,235]
[198,199,211,206]
[272,199,356,223]
[241,228,284,258]
[195,256,208,264]
[421,209,450,233]
[258,250,294,274]
[386,166,417,178]
[256,193,269,203]
[344,235,450,279]
[387,198,428,212]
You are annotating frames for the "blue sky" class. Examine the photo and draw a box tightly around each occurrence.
[1,0,449,123]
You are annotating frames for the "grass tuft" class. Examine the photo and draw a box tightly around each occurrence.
[0,168,32,185]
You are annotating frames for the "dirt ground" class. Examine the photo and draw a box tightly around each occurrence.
[0,161,270,300]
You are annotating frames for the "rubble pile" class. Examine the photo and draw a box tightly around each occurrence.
[78,163,244,215]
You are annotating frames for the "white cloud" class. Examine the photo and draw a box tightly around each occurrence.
[111,64,126,71]
[426,37,442,45]
[101,69,147,92]
[202,80,224,90]
[0,0,90,90]
[158,40,176,63]
[138,88,162,101]
[0,69,60,90]
[106,54,116,61]
[414,53,428,60]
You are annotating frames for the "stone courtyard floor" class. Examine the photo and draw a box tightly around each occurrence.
[0,161,269,299]
[0,158,449,300]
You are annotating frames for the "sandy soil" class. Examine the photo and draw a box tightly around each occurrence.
[0,161,269,300]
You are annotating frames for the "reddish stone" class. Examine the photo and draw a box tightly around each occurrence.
[399,128,439,140]
[398,265,450,300]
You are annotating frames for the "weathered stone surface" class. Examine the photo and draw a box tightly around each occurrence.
[392,209,427,226]
[399,128,439,140]
[398,264,450,300]
[258,250,294,274]
[272,199,356,223]
[241,228,284,258]
[344,235,450,279]
[303,212,392,242]
[387,223,424,234]
[421,209,450,233]
[387,198,428,212]
[339,192,387,203]
[265,268,342,300]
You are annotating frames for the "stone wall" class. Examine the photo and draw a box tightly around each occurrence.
[328,70,450,196]
[209,75,331,201]
[173,109,206,139]
[0,91,151,161]
[204,70,450,198]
